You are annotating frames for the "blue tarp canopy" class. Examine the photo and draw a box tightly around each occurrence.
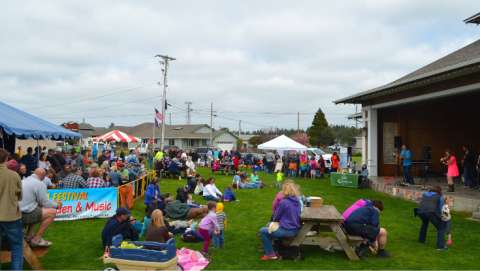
[0,101,81,139]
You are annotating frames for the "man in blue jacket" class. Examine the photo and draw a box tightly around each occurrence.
[144,177,163,211]
[101,208,138,249]
[344,200,389,258]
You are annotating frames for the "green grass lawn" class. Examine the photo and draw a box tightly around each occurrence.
[31,168,480,269]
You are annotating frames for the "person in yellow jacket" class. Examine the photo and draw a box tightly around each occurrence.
[154,150,164,161]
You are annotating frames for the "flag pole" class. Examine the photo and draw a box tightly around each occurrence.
[152,112,156,151]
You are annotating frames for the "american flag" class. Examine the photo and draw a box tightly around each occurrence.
[154,108,164,127]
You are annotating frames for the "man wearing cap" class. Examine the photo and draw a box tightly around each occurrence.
[101,208,139,249]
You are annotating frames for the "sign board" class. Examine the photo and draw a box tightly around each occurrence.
[330,172,359,188]
[48,188,118,221]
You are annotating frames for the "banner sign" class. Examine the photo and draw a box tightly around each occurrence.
[330,172,359,188]
[47,188,118,221]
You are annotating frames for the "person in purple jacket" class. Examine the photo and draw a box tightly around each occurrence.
[259,182,301,260]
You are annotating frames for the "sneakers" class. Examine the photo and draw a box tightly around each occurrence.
[30,238,52,247]
[377,249,390,258]
[260,254,278,261]
[437,247,448,251]
[355,244,369,259]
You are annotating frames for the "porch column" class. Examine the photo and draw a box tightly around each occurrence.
[365,107,378,176]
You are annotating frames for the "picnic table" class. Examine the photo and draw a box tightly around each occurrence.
[0,239,48,270]
[290,205,362,261]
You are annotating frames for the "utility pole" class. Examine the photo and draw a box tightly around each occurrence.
[210,102,213,147]
[155,54,176,151]
[297,112,300,132]
[185,101,192,124]
[238,120,242,137]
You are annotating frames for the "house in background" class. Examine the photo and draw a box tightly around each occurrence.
[83,122,239,151]
[238,134,255,151]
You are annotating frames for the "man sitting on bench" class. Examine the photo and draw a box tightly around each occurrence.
[344,200,389,258]
[19,168,61,247]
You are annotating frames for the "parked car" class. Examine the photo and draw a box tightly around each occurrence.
[195,147,214,161]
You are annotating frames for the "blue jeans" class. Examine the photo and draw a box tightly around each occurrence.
[240,182,260,189]
[259,226,298,256]
[418,212,446,249]
[403,165,413,184]
[0,219,23,270]
[213,230,224,248]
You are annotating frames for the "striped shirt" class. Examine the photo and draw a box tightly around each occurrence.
[216,212,226,230]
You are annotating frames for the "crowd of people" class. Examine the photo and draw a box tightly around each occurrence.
[1,142,464,270]
[7,146,146,190]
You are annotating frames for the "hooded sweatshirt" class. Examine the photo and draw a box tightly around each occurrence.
[272,196,301,230]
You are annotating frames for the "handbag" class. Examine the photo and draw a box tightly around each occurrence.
[268,222,280,234]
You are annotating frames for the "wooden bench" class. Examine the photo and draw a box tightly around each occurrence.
[0,240,48,270]
[290,206,362,260]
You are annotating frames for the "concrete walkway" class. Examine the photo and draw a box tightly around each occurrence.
[370,176,480,216]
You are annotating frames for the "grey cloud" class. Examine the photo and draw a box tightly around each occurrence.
[1,0,478,131]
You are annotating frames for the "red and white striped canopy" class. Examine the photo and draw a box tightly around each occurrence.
[94,130,140,143]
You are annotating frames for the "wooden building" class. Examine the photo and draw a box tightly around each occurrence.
[335,35,480,177]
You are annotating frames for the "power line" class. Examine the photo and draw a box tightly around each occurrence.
[44,94,162,118]
[29,84,153,110]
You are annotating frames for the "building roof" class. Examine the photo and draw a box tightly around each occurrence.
[465,12,480,24]
[79,122,95,131]
[335,38,480,104]
[89,122,238,140]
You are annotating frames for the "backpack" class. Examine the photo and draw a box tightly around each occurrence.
[358,176,371,189]
[181,230,204,243]
[274,240,303,261]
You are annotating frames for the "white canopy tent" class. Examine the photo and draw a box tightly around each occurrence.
[258,135,308,152]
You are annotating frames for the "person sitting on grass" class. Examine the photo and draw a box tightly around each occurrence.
[259,182,302,261]
[19,168,62,247]
[223,186,237,202]
[232,171,242,189]
[239,172,263,189]
[250,171,262,184]
[344,200,389,258]
[203,178,222,202]
[145,177,164,211]
[145,209,173,243]
[140,204,156,238]
[101,208,139,251]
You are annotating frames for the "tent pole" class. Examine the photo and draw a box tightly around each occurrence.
[36,139,40,164]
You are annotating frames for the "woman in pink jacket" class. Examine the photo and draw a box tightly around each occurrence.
[440,150,459,192]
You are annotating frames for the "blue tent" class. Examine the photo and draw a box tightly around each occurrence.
[0,101,81,140]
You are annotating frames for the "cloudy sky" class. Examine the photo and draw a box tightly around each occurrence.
[1,1,479,131]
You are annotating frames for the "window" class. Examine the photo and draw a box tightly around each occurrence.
[168,139,175,146]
